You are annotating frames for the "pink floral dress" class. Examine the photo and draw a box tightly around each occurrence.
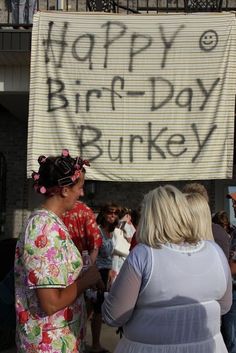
[15,209,86,353]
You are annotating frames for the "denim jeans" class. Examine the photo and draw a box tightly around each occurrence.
[11,0,37,25]
[222,289,236,352]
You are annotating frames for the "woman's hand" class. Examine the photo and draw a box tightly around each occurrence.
[107,269,116,291]
[78,266,101,294]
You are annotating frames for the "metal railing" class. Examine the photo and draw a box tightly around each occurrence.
[0,0,236,28]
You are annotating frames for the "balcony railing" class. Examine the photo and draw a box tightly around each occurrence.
[0,0,235,27]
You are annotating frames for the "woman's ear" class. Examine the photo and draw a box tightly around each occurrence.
[61,186,69,198]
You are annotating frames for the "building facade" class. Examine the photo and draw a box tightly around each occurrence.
[0,0,235,239]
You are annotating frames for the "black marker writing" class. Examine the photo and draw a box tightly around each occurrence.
[159,24,185,69]
[43,21,68,68]
[102,21,127,69]
[129,33,152,72]
[77,122,217,163]
[72,33,95,70]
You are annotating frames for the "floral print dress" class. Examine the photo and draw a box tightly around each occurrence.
[15,209,86,353]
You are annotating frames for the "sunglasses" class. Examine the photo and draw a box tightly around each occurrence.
[107,210,119,215]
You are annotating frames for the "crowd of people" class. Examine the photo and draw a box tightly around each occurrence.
[2,150,236,353]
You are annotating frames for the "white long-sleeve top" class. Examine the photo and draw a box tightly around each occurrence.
[102,241,232,353]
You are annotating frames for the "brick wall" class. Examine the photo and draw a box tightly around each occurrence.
[83,179,216,213]
[29,171,216,216]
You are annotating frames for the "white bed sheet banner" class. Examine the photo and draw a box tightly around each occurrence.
[28,12,236,181]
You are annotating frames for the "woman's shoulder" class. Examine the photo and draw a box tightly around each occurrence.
[25,209,66,234]
[28,209,54,224]
[124,243,153,280]
[205,239,228,257]
[202,240,230,273]
[128,243,152,268]
[205,239,225,253]
[130,242,151,254]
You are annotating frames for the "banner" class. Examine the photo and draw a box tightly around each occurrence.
[28,12,236,181]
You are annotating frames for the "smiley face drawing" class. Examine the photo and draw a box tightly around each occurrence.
[199,30,218,52]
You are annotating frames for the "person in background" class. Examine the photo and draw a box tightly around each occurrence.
[227,193,236,218]
[118,208,136,240]
[220,193,236,353]
[182,183,231,260]
[102,185,232,353]
[62,181,102,351]
[109,207,135,286]
[226,193,236,258]
[14,149,101,353]
[89,202,120,353]
[212,211,235,236]
[129,208,141,251]
[185,192,214,240]
[62,200,102,264]
[11,0,37,27]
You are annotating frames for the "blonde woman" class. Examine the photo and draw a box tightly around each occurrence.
[185,192,214,240]
[102,185,232,353]
[183,182,230,259]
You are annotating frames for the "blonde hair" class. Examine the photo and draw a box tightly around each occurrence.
[185,193,213,240]
[137,185,199,248]
[182,183,209,203]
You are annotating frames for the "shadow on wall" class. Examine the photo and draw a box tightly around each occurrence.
[0,238,17,352]
[82,179,217,213]
[0,152,7,238]
[27,178,217,215]
[0,103,28,240]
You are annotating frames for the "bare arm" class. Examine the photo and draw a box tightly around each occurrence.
[36,282,78,316]
[230,260,236,275]
[36,265,101,316]
[90,248,99,264]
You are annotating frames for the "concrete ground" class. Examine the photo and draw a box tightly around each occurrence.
[1,322,120,353]
[86,322,120,352]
